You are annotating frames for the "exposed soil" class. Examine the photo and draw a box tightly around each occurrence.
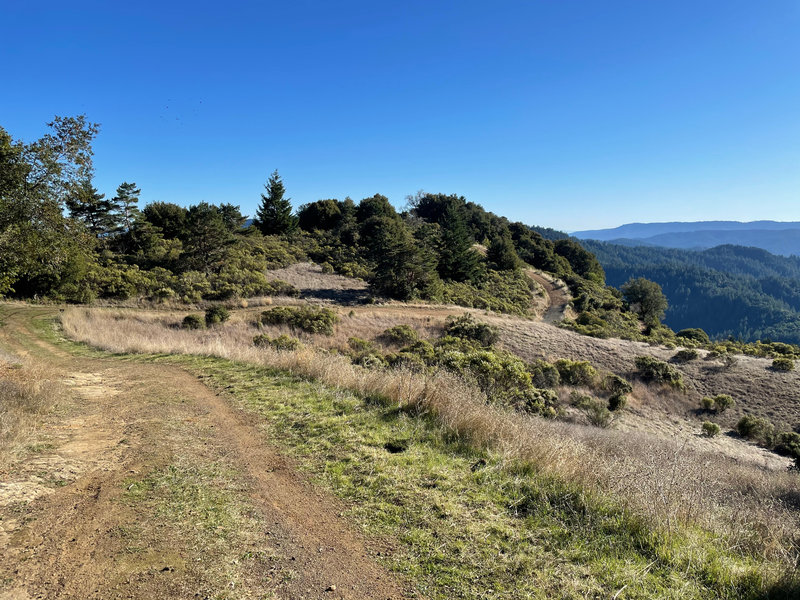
[0,306,414,599]
[525,270,572,324]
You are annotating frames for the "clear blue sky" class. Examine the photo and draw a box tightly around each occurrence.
[3,0,799,231]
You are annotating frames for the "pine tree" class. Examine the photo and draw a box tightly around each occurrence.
[437,200,483,283]
[487,232,521,271]
[112,182,141,233]
[254,170,296,235]
[66,178,116,237]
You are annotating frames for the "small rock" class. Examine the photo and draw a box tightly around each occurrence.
[326,584,337,592]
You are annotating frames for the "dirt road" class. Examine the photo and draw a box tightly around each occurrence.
[0,306,412,600]
[525,270,571,324]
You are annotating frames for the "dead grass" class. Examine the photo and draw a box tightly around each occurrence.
[60,306,800,571]
[0,351,63,467]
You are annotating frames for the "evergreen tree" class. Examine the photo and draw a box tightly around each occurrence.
[254,170,296,235]
[112,182,141,233]
[621,277,668,327]
[183,202,233,273]
[487,232,521,271]
[437,200,483,283]
[142,201,188,239]
[66,179,116,237]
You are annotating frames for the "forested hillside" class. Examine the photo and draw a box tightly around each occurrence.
[584,240,800,343]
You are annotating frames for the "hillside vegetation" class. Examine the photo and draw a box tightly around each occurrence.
[584,241,800,344]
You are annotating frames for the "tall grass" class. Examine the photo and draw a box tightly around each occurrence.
[60,307,800,573]
[0,351,63,466]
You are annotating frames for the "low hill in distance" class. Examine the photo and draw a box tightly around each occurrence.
[573,221,800,257]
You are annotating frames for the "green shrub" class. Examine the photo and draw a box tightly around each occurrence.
[253,333,302,351]
[634,355,684,389]
[603,373,632,396]
[181,314,205,330]
[673,348,699,362]
[260,305,339,335]
[701,421,720,437]
[554,359,597,386]
[381,324,419,346]
[569,391,595,410]
[736,415,775,445]
[528,360,560,388]
[205,305,230,326]
[676,328,710,345]
[712,394,735,412]
[775,432,800,460]
[347,337,373,352]
[701,396,716,411]
[772,357,795,372]
[608,393,627,412]
[444,314,499,347]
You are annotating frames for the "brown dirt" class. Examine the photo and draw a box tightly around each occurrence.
[0,306,414,600]
[525,270,572,324]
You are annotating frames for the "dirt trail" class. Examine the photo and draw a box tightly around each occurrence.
[526,270,571,324]
[0,306,413,600]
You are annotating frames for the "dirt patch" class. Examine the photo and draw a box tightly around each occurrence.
[268,262,371,304]
[0,305,415,599]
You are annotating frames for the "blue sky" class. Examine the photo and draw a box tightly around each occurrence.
[3,0,799,231]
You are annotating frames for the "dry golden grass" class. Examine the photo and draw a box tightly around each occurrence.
[0,351,63,467]
[60,306,800,568]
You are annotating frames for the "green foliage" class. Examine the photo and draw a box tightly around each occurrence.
[701,396,716,411]
[380,324,419,346]
[253,333,302,351]
[673,348,699,362]
[736,415,775,445]
[775,432,800,460]
[436,197,484,283]
[553,238,605,284]
[260,305,339,335]
[444,314,499,347]
[436,269,534,315]
[347,337,373,352]
[713,394,735,412]
[181,314,205,330]
[621,277,668,327]
[701,421,720,437]
[297,199,342,231]
[554,359,597,386]
[204,305,230,326]
[528,360,560,388]
[603,373,632,396]
[772,357,795,372]
[486,233,520,271]
[263,279,300,297]
[676,328,710,345]
[254,170,296,235]
[608,393,627,412]
[634,356,684,389]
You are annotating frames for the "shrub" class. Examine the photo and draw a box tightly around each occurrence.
[736,415,775,445]
[712,394,735,412]
[772,357,795,372]
[673,348,699,362]
[444,314,499,347]
[554,359,597,386]
[260,305,339,335]
[676,328,710,345]
[603,373,632,396]
[253,333,302,351]
[381,324,419,346]
[181,314,205,330]
[528,360,560,388]
[569,391,594,410]
[586,402,612,428]
[701,421,720,437]
[701,396,716,411]
[775,432,800,460]
[205,305,230,326]
[634,355,684,389]
[347,337,373,352]
[608,392,627,412]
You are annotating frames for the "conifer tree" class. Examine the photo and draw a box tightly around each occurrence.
[487,232,521,271]
[112,182,141,233]
[254,170,296,235]
[437,199,483,283]
[66,178,116,237]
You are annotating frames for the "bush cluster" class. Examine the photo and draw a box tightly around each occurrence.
[673,348,699,362]
[554,359,597,386]
[772,357,795,372]
[260,305,339,335]
[205,305,230,326]
[380,324,419,346]
[444,314,500,347]
[253,333,303,351]
[701,421,720,437]
[181,314,205,330]
[701,394,735,413]
[634,356,684,389]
